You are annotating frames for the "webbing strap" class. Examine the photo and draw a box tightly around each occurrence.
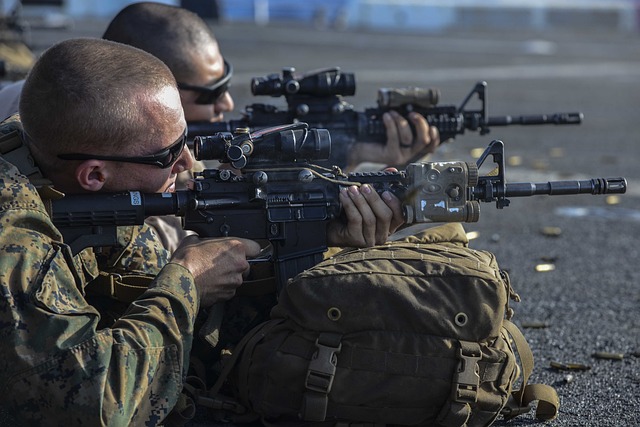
[522,383,560,420]
[502,320,534,404]
[198,302,225,348]
[501,320,559,421]
[453,341,482,404]
[207,319,283,403]
[0,129,21,150]
[301,332,343,421]
[179,320,285,425]
[0,128,49,186]
[278,334,503,381]
[86,271,152,303]
[435,340,481,427]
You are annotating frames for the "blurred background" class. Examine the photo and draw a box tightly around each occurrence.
[4,0,640,32]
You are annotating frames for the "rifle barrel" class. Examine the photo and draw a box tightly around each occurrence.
[499,177,626,197]
[486,112,583,126]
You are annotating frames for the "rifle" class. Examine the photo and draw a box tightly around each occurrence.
[186,67,583,167]
[51,123,625,293]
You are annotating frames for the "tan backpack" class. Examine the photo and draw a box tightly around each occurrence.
[200,223,559,426]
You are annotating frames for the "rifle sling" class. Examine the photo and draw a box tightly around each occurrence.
[86,271,152,303]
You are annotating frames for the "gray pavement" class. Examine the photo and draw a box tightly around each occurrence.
[13,14,640,427]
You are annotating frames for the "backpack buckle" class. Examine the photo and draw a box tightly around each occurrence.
[453,341,482,404]
[305,334,343,393]
[301,333,343,421]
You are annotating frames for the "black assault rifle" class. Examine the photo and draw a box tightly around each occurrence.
[52,123,625,293]
[186,67,583,167]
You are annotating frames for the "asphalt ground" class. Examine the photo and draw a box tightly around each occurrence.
[10,14,640,427]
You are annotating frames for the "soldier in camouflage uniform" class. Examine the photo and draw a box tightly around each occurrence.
[0,38,262,426]
[0,36,405,425]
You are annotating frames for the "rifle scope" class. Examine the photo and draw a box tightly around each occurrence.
[251,67,356,97]
[193,123,331,168]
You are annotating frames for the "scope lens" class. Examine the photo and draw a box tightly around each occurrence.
[193,134,231,161]
[251,75,282,96]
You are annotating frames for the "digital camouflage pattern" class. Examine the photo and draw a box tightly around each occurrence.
[0,119,200,426]
[96,223,171,275]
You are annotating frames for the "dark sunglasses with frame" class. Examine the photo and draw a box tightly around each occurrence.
[177,59,233,105]
[57,128,188,169]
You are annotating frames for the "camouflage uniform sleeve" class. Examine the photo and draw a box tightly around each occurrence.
[0,158,199,427]
[95,222,172,276]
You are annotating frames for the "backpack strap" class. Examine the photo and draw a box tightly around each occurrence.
[502,320,559,421]
[436,340,482,427]
[301,332,343,421]
[0,128,41,179]
[186,319,284,422]
[0,124,52,188]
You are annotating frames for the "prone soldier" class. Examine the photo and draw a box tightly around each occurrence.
[0,37,403,425]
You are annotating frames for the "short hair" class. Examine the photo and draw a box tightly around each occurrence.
[103,2,218,82]
[20,38,179,158]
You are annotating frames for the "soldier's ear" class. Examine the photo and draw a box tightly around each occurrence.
[74,160,109,192]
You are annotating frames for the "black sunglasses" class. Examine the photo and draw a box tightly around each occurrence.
[57,129,188,169]
[177,59,233,105]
